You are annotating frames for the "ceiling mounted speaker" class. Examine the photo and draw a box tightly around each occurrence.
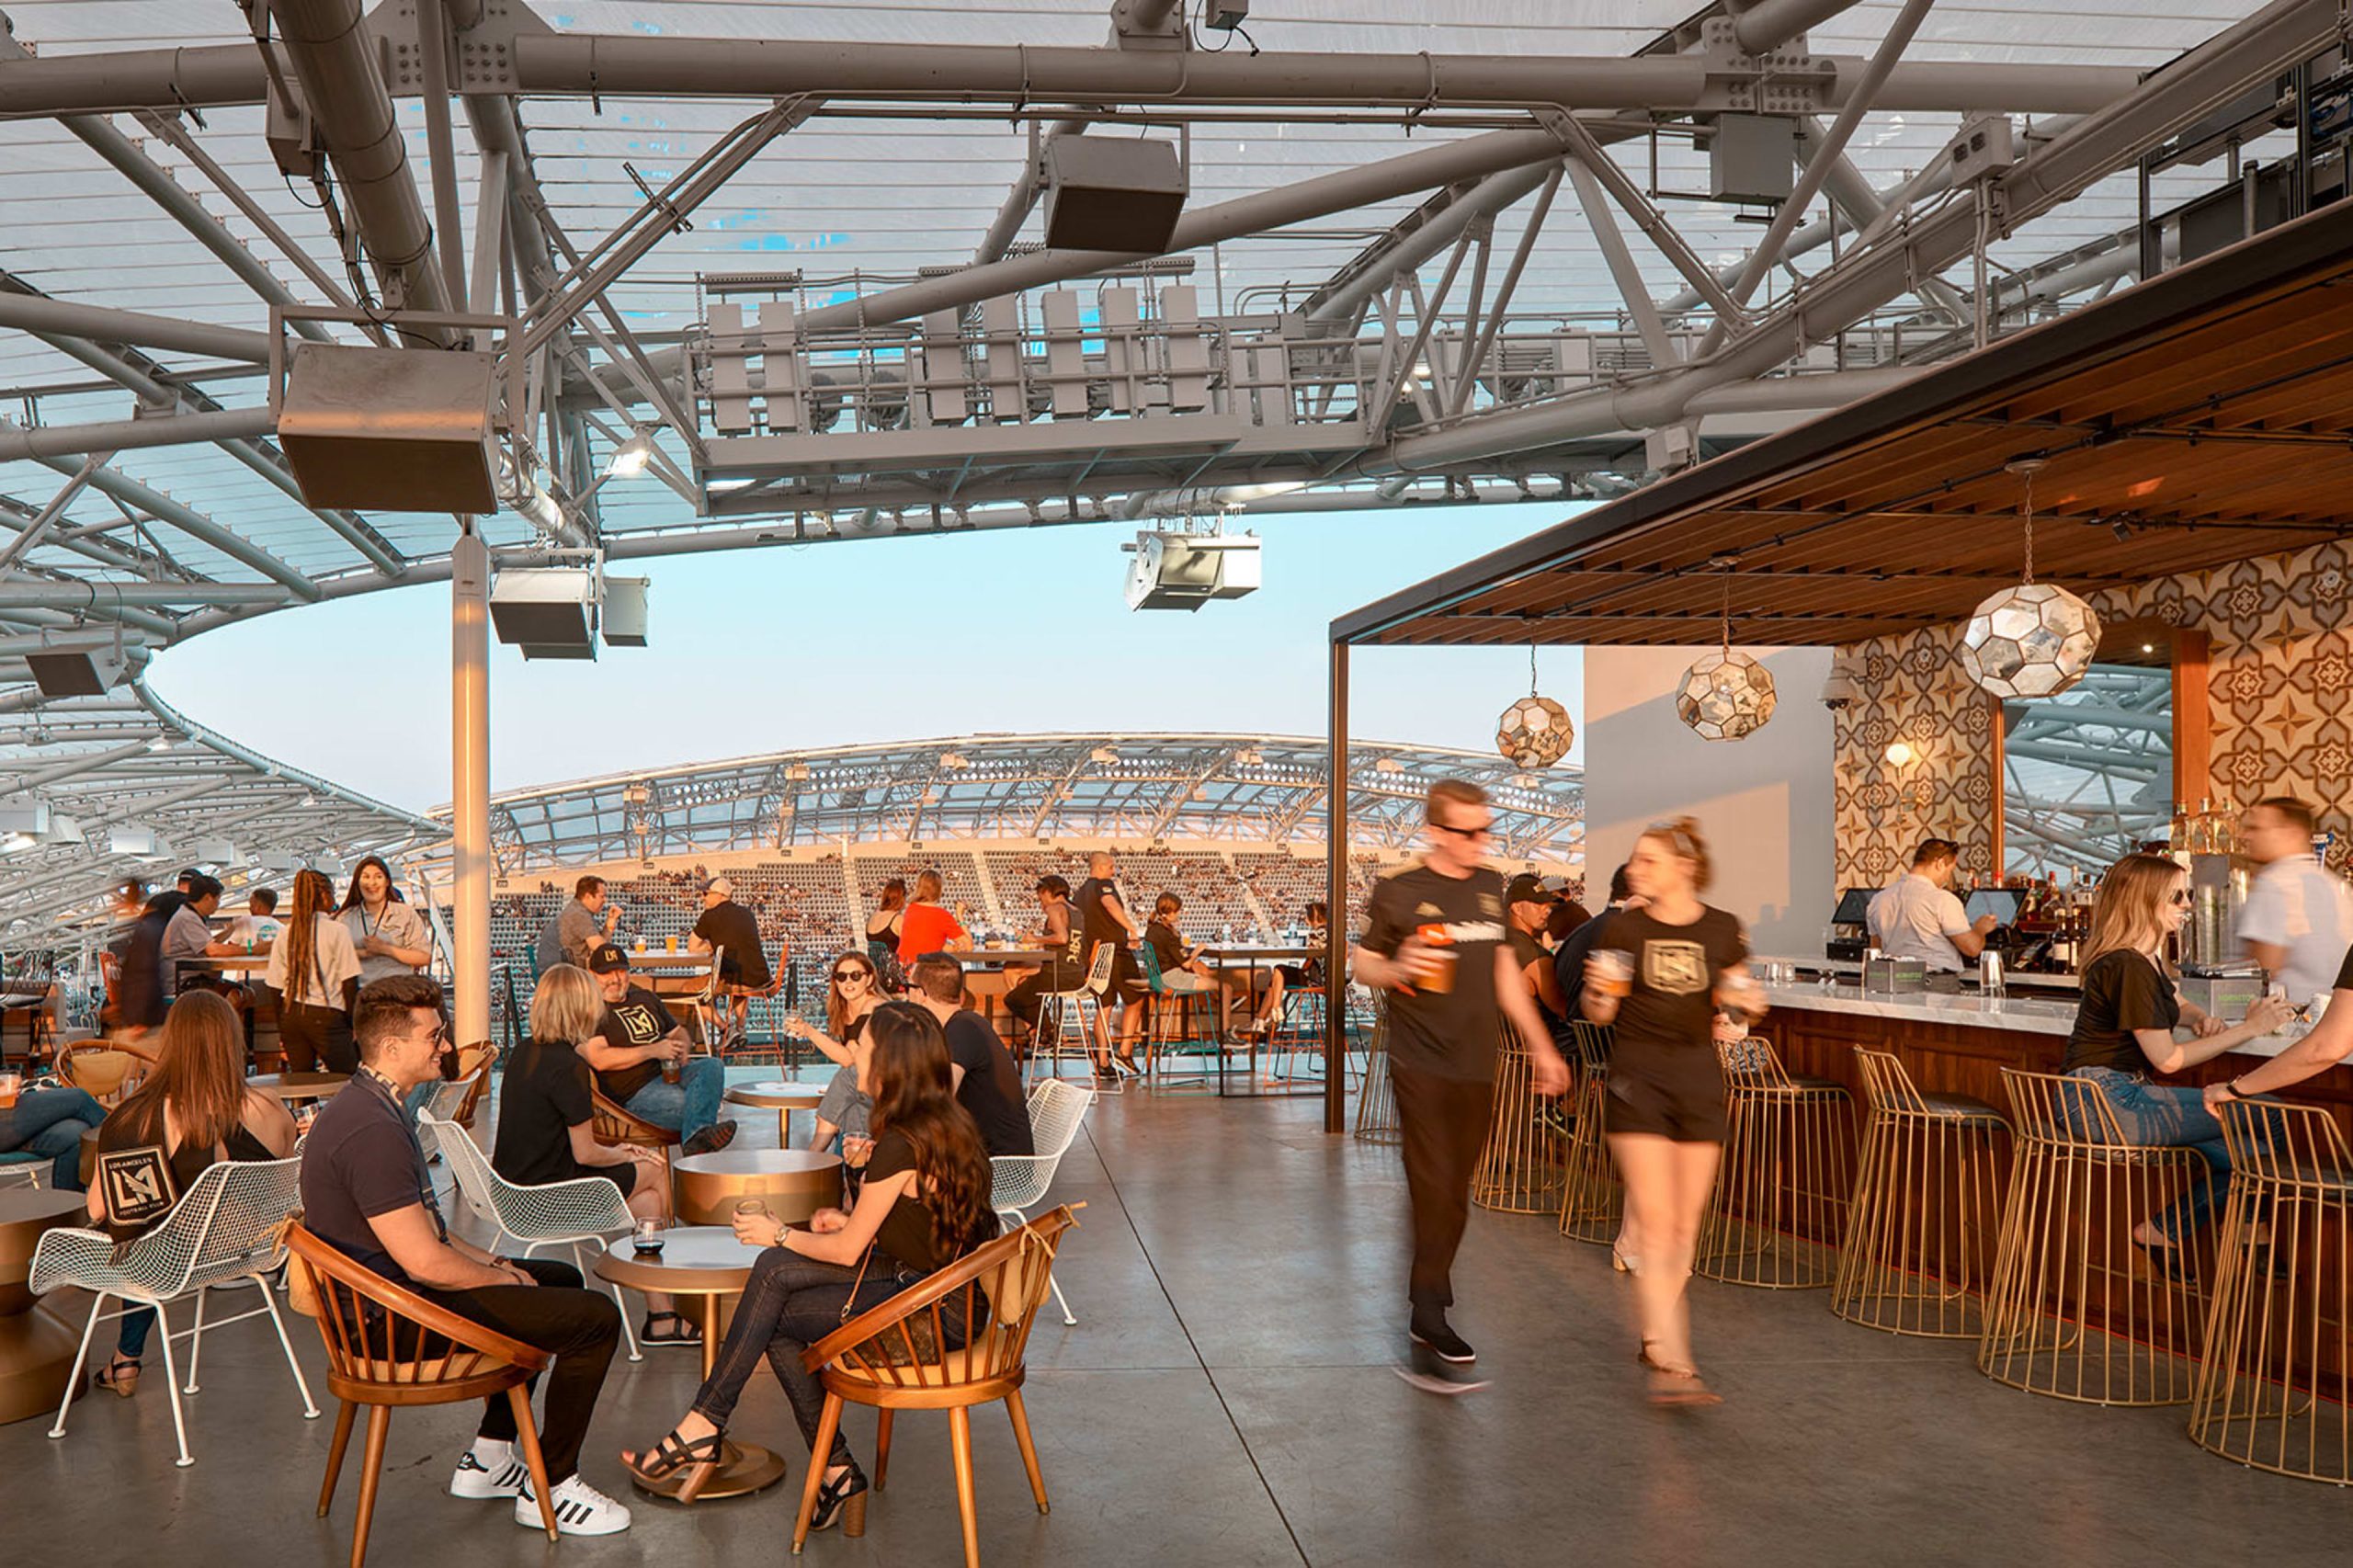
[26,644,126,698]
[489,567,598,660]
[1042,137,1188,253]
[600,575,650,647]
[279,343,499,512]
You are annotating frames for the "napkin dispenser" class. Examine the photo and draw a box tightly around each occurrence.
[1862,957,1928,995]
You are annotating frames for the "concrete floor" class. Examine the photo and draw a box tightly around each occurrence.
[5,1078,2347,1567]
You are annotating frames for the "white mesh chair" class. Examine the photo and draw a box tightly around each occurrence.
[0,1154,44,1189]
[1029,945,1119,1091]
[418,1109,646,1363]
[415,1066,488,1201]
[991,1079,1096,1326]
[33,1157,318,1467]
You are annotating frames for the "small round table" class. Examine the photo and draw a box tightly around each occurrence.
[593,1228,790,1501]
[722,1081,827,1147]
[0,1187,94,1424]
[246,1072,350,1103]
[673,1149,842,1227]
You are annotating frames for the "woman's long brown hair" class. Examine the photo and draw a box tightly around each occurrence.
[109,990,248,1154]
[864,1001,995,1264]
[280,868,336,1002]
[2080,852,2186,971]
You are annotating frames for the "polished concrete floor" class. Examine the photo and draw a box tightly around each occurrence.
[5,1074,2347,1566]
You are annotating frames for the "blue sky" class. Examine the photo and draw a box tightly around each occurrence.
[148,502,1587,812]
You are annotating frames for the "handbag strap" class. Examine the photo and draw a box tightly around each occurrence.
[839,1241,878,1324]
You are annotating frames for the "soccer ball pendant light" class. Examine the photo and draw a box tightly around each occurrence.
[1677,564,1777,742]
[1496,646,1574,767]
[1961,460,2100,699]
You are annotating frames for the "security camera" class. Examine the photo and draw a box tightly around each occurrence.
[1821,670,1859,711]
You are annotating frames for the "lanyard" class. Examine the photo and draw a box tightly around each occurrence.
[353,1065,448,1243]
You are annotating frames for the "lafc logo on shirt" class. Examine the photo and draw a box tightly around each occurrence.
[1415,902,1442,917]
[1644,940,1710,996]
[1478,892,1501,917]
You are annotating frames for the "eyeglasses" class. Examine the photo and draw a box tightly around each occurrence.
[1432,819,1493,841]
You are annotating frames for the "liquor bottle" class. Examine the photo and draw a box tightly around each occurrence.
[2213,798,2238,856]
[2191,797,2215,855]
[2169,801,2190,858]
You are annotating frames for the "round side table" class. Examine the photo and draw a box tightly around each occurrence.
[245,1072,350,1103]
[594,1229,790,1501]
[672,1149,842,1227]
[0,1188,94,1424]
[722,1081,827,1148]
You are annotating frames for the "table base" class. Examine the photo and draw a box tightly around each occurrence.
[0,1304,79,1425]
[628,1436,790,1502]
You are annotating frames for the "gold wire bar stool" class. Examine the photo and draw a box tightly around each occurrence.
[1556,1021,1622,1247]
[1471,1034,1565,1213]
[1696,1035,1854,1290]
[2188,1097,2352,1483]
[1977,1066,2215,1406]
[1352,993,1400,1145]
[1831,1049,2012,1338]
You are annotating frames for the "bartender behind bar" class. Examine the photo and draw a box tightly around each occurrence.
[1866,838,2000,982]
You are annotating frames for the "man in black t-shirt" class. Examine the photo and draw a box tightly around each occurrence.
[298,976,634,1536]
[1074,852,1143,1083]
[577,945,736,1155]
[1504,872,1573,1035]
[910,954,1036,1157]
[690,876,779,1047]
[1356,781,1567,1395]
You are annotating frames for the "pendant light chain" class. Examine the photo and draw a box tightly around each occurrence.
[1529,641,1538,696]
[2021,467,2037,585]
[1720,569,1733,654]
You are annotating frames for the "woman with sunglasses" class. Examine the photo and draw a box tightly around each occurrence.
[790,955,885,1166]
[2063,853,2290,1272]
[1579,816,1757,1407]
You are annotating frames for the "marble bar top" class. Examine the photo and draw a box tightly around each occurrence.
[1753,954,2080,993]
[1762,981,2296,1061]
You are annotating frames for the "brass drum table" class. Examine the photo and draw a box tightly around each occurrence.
[594,1229,790,1500]
[0,1188,93,1423]
[722,1081,827,1147]
[672,1149,842,1227]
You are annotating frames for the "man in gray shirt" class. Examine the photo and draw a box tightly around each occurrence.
[160,873,235,997]
[537,875,620,976]
[1866,839,1997,974]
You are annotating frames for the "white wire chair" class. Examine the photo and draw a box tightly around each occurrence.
[33,1156,319,1467]
[417,1109,646,1363]
[0,1153,44,1189]
[1029,944,1119,1092]
[990,1079,1096,1326]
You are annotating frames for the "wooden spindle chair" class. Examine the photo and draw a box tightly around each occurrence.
[591,1088,676,1150]
[281,1223,560,1568]
[790,1205,1084,1567]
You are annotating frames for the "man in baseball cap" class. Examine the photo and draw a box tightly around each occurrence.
[576,943,736,1159]
[1503,873,1572,1028]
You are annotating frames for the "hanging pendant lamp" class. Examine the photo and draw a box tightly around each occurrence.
[1496,643,1574,767]
[1677,562,1777,742]
[1960,458,2101,699]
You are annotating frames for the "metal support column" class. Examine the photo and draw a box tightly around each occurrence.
[1324,638,1350,1135]
[451,527,492,1048]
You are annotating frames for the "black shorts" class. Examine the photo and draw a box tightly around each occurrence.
[1092,942,1140,997]
[599,1163,638,1200]
[1602,1061,1728,1143]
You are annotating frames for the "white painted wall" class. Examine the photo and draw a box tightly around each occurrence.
[1583,645,1835,956]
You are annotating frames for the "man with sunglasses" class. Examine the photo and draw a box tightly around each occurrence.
[300,975,632,1536]
[579,944,736,1157]
[1355,779,1569,1394]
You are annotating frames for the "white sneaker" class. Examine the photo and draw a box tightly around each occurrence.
[516,1471,633,1536]
[449,1440,526,1500]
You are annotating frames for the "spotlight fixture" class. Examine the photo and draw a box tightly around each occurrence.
[608,429,657,480]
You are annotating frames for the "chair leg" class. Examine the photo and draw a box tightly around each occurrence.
[184,1285,207,1392]
[1048,1268,1076,1328]
[791,1394,846,1555]
[318,1401,358,1517]
[1006,1389,1050,1515]
[949,1405,983,1568]
[873,1408,894,1491]
[151,1300,194,1467]
[47,1291,105,1440]
[258,1275,322,1418]
[508,1386,560,1540]
[349,1404,392,1568]
[585,1241,643,1362]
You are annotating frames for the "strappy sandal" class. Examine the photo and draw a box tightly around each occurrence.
[93,1354,141,1399]
[620,1426,727,1504]
[808,1465,870,1534]
[1637,1344,1722,1407]
[641,1311,703,1346]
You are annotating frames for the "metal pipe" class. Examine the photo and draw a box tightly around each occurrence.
[0,581,294,608]
[1323,638,1348,1137]
[415,0,469,307]
[1306,159,1561,325]
[28,453,322,599]
[0,292,278,361]
[450,529,492,1048]
[270,0,455,328]
[1567,156,1678,368]
[0,740,154,796]
[1733,0,1872,55]
[1450,167,1562,416]
[0,35,2145,119]
[973,117,1087,267]
[0,408,278,461]
[1796,116,1970,320]
[1658,152,1958,313]
[131,111,359,315]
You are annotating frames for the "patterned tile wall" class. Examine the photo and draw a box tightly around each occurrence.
[1834,538,2353,884]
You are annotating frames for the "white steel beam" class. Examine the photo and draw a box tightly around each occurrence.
[1732,0,1873,55]
[0,409,278,461]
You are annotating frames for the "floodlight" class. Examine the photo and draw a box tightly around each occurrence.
[608,430,657,479]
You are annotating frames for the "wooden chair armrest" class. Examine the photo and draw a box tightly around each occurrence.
[285,1225,551,1372]
[801,1203,1082,1371]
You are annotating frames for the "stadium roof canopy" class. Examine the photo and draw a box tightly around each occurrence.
[445,732,1583,873]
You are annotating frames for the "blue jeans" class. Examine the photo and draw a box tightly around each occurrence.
[0,1086,106,1190]
[2067,1066,2230,1244]
[624,1057,724,1141]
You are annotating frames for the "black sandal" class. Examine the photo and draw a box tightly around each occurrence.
[641,1311,703,1347]
[93,1354,141,1398]
[809,1465,870,1534]
[620,1426,727,1504]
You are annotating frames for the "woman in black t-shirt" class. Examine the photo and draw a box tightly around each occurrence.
[623,1003,995,1525]
[494,965,687,1343]
[87,990,295,1398]
[1578,817,1759,1408]
[2063,854,2290,1268]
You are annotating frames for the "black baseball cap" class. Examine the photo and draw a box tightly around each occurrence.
[1505,872,1559,907]
[586,943,631,974]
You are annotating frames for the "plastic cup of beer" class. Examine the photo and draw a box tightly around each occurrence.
[662,1051,682,1086]
[1593,949,1634,999]
[633,936,647,954]
[0,1072,18,1108]
[665,935,678,954]
[1417,944,1458,994]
